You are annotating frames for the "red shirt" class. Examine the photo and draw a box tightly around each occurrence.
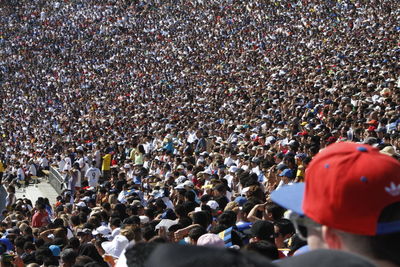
[32,210,49,228]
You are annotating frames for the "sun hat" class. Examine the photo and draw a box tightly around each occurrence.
[101,234,129,258]
[271,142,400,235]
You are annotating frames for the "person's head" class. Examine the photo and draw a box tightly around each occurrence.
[188,226,207,245]
[271,142,400,266]
[247,220,275,244]
[245,240,279,260]
[6,185,15,194]
[77,228,92,244]
[274,219,295,249]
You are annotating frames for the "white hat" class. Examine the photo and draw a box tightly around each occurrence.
[123,163,131,169]
[206,200,220,210]
[76,202,86,208]
[92,226,111,238]
[101,234,129,258]
[174,183,185,190]
[201,169,212,176]
[139,216,149,224]
[176,165,185,170]
[155,219,178,232]
[183,180,194,188]
[228,166,239,173]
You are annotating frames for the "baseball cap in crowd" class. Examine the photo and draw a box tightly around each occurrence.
[49,245,61,257]
[161,209,177,220]
[271,142,400,235]
[92,225,112,238]
[183,180,194,188]
[155,219,178,232]
[228,166,239,173]
[367,119,378,126]
[206,200,220,211]
[279,169,294,179]
[77,228,92,236]
[380,146,399,158]
[295,153,307,160]
[244,220,275,242]
[139,215,149,224]
[197,233,225,247]
[76,202,86,208]
[234,196,247,206]
[276,163,287,171]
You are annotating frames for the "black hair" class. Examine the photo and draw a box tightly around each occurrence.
[142,225,156,241]
[184,191,196,202]
[188,226,207,242]
[218,211,237,228]
[174,204,188,218]
[192,211,209,230]
[265,203,285,221]
[274,219,295,237]
[125,242,160,267]
[110,218,121,228]
[246,240,279,260]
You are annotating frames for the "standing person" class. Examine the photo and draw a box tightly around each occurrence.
[85,160,101,188]
[102,149,112,181]
[16,163,25,188]
[69,162,81,194]
[0,155,5,184]
[39,153,49,171]
[27,159,37,185]
[31,202,50,228]
[134,145,145,166]
[272,142,400,267]
[5,185,16,211]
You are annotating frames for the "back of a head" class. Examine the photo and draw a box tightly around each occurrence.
[125,242,160,267]
[275,249,375,267]
[60,248,77,265]
[246,240,279,260]
[144,244,275,267]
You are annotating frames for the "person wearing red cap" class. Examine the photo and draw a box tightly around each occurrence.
[271,142,400,267]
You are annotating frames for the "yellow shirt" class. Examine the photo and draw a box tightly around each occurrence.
[0,161,4,172]
[129,148,136,161]
[135,152,144,165]
[102,154,111,171]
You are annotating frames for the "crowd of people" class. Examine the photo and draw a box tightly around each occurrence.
[0,0,399,266]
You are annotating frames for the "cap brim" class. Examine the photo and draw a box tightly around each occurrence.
[270,183,305,215]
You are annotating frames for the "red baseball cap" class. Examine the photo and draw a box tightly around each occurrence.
[271,142,400,235]
[367,119,378,126]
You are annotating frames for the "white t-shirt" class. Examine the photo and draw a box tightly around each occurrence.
[85,167,101,187]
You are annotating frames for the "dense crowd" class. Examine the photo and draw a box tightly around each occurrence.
[0,0,399,266]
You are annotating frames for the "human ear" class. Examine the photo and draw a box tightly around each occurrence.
[322,225,343,250]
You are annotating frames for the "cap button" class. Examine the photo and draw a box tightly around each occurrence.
[357,146,368,152]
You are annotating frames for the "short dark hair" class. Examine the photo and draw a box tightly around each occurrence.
[274,219,295,237]
[245,240,279,260]
[265,203,285,221]
[188,226,207,242]
[110,218,121,228]
[60,248,77,264]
